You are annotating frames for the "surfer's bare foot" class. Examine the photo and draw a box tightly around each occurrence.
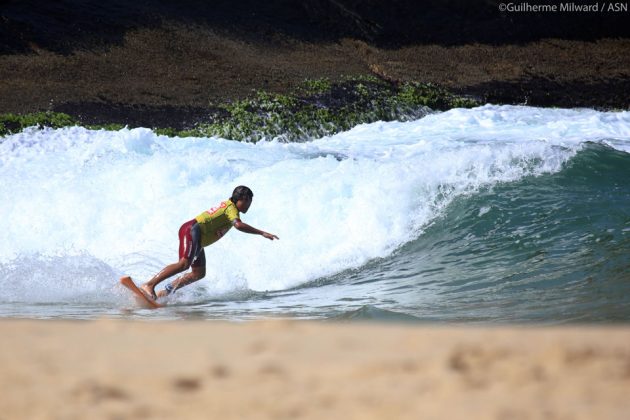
[140,284,157,300]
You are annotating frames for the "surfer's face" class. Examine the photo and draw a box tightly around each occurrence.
[237,197,252,213]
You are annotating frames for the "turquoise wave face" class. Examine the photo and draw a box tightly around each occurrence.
[341,143,630,323]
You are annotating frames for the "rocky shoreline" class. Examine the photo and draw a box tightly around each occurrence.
[0,78,479,140]
[1,0,629,133]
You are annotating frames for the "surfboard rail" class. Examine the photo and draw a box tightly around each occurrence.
[120,276,163,309]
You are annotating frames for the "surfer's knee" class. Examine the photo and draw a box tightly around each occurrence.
[192,267,205,281]
[178,258,191,271]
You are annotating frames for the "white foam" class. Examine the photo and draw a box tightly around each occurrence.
[1,105,629,301]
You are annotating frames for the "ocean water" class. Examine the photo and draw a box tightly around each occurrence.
[1,105,629,322]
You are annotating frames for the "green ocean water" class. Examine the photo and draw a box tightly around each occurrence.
[343,143,630,323]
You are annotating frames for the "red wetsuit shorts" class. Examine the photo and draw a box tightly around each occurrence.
[178,219,205,268]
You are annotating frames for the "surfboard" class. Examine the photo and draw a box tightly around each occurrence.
[119,276,163,309]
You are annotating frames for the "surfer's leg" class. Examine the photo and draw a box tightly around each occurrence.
[142,219,198,299]
[141,258,190,299]
[156,264,206,298]
[157,250,206,298]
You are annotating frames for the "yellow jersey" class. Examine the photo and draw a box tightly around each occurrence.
[194,199,240,247]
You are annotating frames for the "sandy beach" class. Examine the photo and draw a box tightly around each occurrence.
[1,320,629,419]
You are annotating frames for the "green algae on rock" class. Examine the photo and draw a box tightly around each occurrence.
[1,78,478,141]
[186,78,478,142]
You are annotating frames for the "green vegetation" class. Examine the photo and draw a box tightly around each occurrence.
[1,77,479,142]
[0,112,77,136]
[187,78,478,142]
[88,123,127,131]
[299,78,332,95]
[399,81,479,109]
[0,112,132,137]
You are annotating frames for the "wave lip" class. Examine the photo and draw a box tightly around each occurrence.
[339,142,630,324]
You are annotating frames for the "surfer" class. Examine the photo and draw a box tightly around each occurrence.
[140,185,278,300]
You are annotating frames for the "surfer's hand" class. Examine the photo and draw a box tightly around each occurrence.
[262,232,279,240]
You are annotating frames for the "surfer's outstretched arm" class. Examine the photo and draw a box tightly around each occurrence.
[234,219,279,240]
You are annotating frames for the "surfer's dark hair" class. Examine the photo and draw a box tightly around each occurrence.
[230,185,253,203]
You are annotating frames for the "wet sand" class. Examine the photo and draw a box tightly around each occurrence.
[1,320,629,419]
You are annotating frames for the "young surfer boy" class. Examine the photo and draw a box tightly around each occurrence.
[140,185,278,300]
